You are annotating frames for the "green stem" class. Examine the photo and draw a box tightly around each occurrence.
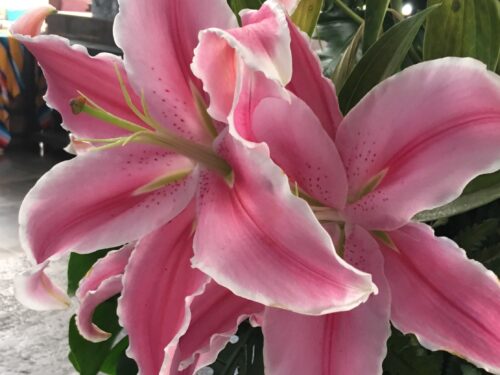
[334,0,363,24]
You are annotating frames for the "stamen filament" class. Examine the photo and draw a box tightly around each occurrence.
[113,64,161,131]
[70,96,145,133]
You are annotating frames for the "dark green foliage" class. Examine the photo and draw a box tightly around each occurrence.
[209,322,265,375]
[338,6,438,113]
[383,327,490,375]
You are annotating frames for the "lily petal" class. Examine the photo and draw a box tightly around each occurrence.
[12,11,144,139]
[337,58,500,230]
[118,206,210,375]
[192,0,291,122]
[14,262,70,311]
[252,93,348,209]
[20,144,197,264]
[380,223,500,374]
[278,0,299,14]
[114,0,237,141]
[287,20,343,139]
[76,243,134,300]
[11,5,54,37]
[262,225,390,375]
[76,275,122,342]
[162,281,263,374]
[193,132,375,315]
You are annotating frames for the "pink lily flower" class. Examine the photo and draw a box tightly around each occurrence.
[191,10,500,375]
[12,0,376,353]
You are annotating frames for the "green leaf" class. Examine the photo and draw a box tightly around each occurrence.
[315,4,360,74]
[100,337,130,375]
[228,0,263,14]
[68,297,122,375]
[209,322,264,375]
[423,0,500,70]
[362,0,389,52]
[67,249,113,296]
[414,171,500,222]
[383,327,444,375]
[115,349,139,375]
[455,218,499,252]
[291,0,324,36]
[338,5,438,113]
[331,21,364,91]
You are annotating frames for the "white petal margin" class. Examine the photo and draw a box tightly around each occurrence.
[14,262,71,311]
[75,275,122,342]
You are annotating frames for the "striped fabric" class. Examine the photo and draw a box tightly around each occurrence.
[0,37,24,150]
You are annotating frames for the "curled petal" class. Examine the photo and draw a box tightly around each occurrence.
[20,144,197,264]
[12,12,145,139]
[337,58,500,230]
[114,0,237,140]
[381,223,500,374]
[192,0,291,122]
[14,262,70,311]
[76,243,134,300]
[64,134,94,155]
[118,206,210,375]
[11,5,55,37]
[161,281,263,374]
[193,132,375,315]
[76,275,122,342]
[262,226,391,375]
[277,0,299,14]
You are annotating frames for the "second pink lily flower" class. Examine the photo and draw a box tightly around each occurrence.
[190,3,500,375]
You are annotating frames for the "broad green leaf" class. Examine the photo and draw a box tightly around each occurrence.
[291,0,324,36]
[414,171,500,222]
[338,5,438,114]
[362,0,389,52]
[67,249,113,296]
[331,21,364,91]
[424,0,500,70]
[68,298,122,375]
[100,337,130,375]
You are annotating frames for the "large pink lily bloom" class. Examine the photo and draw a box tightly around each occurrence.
[191,10,500,375]
[12,0,376,335]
